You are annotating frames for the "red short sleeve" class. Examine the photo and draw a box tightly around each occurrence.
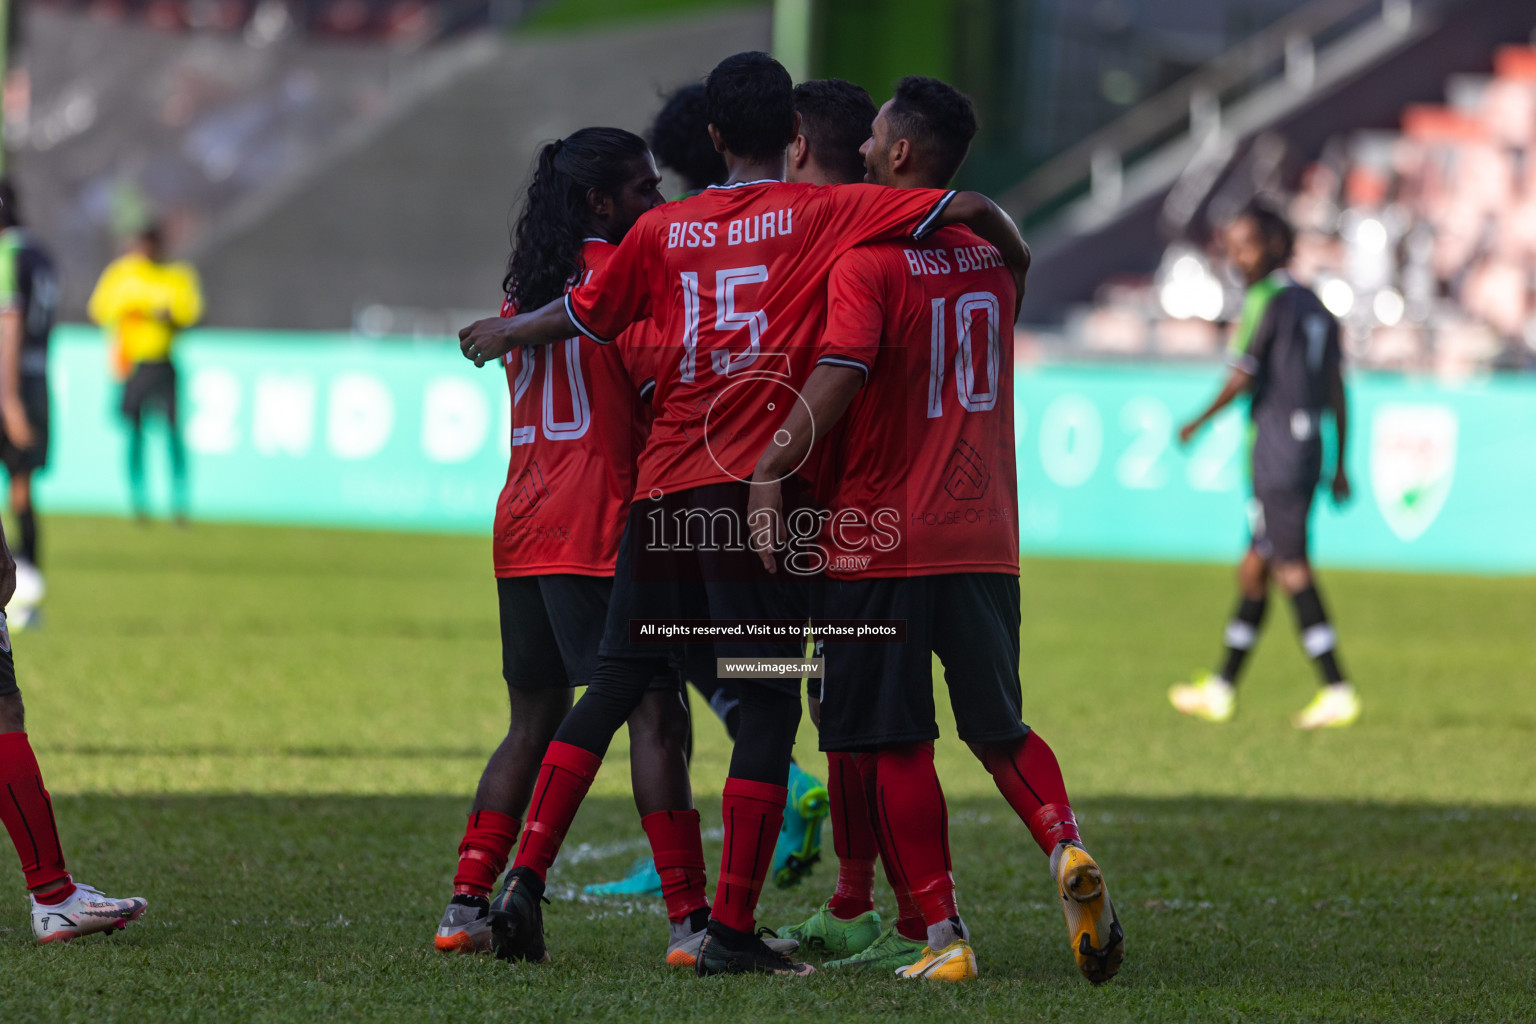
[817,184,957,257]
[817,247,888,381]
[566,213,661,343]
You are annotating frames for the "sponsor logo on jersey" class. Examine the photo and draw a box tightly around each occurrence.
[1370,404,1457,542]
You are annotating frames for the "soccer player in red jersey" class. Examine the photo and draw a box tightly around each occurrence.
[751,77,1124,984]
[435,128,719,965]
[458,51,1029,976]
[584,84,837,903]
[0,521,148,943]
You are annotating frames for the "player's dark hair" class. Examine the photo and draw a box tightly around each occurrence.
[793,79,876,184]
[704,51,796,163]
[1237,200,1296,263]
[648,83,727,193]
[887,75,978,185]
[0,179,20,229]
[504,127,650,311]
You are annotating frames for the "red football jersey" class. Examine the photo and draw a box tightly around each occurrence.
[817,225,1019,579]
[493,239,657,577]
[564,180,957,498]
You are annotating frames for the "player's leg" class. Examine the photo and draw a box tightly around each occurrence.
[163,364,189,524]
[687,482,814,976]
[1255,490,1359,728]
[1170,508,1273,722]
[10,472,35,567]
[0,644,147,943]
[625,682,720,965]
[490,510,689,963]
[121,382,149,520]
[1275,558,1359,729]
[436,577,571,953]
[781,598,893,963]
[587,641,725,900]
[938,573,1123,984]
[815,577,970,979]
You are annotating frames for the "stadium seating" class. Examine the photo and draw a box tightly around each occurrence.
[1073,44,1536,374]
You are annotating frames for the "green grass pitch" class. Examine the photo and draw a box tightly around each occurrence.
[0,517,1531,1021]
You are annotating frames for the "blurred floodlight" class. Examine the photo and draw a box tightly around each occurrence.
[1355,217,1389,252]
[1320,277,1355,317]
[1372,287,1406,327]
[1158,252,1224,321]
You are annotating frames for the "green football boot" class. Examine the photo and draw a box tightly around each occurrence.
[781,900,882,958]
[771,762,829,888]
[824,925,928,972]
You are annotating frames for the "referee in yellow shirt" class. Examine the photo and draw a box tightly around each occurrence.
[87,225,202,524]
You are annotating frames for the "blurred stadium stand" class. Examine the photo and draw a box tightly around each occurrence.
[6,1,768,330]
[1011,0,1536,375]
[8,0,1536,370]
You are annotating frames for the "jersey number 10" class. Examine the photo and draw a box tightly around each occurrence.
[927,291,1002,419]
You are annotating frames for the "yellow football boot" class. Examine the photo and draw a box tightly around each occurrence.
[1052,843,1124,984]
[894,939,978,982]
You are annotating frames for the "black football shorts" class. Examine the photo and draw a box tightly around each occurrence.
[121,360,179,426]
[596,482,817,696]
[1250,489,1314,564]
[0,376,49,475]
[497,574,678,691]
[817,572,1030,751]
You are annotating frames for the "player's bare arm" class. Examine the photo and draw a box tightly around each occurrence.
[1179,367,1252,445]
[747,363,866,573]
[1328,357,1350,504]
[458,298,578,367]
[0,309,33,449]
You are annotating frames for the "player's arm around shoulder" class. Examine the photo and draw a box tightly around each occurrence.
[933,192,1030,313]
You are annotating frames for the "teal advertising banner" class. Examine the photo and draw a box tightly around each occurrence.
[1012,362,1536,574]
[35,327,1536,574]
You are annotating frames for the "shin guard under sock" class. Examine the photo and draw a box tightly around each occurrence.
[641,808,708,923]
[511,741,602,881]
[711,777,786,934]
[826,752,877,918]
[453,809,520,898]
[859,743,957,927]
[977,732,1082,856]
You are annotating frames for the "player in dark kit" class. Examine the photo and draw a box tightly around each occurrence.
[0,182,56,627]
[1171,203,1359,729]
[458,51,1029,976]
[754,77,1122,984]
[434,128,734,965]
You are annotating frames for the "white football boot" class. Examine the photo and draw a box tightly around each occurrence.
[31,883,148,944]
[1168,672,1236,722]
[1292,683,1361,730]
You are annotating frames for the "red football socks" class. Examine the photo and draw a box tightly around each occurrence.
[711,777,785,934]
[858,743,958,927]
[825,752,877,919]
[511,741,602,882]
[641,808,708,923]
[0,732,73,897]
[453,809,520,898]
[977,731,1082,856]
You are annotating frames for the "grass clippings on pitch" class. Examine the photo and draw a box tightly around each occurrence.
[0,518,1531,1022]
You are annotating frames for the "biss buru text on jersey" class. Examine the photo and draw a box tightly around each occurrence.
[664,210,1004,275]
